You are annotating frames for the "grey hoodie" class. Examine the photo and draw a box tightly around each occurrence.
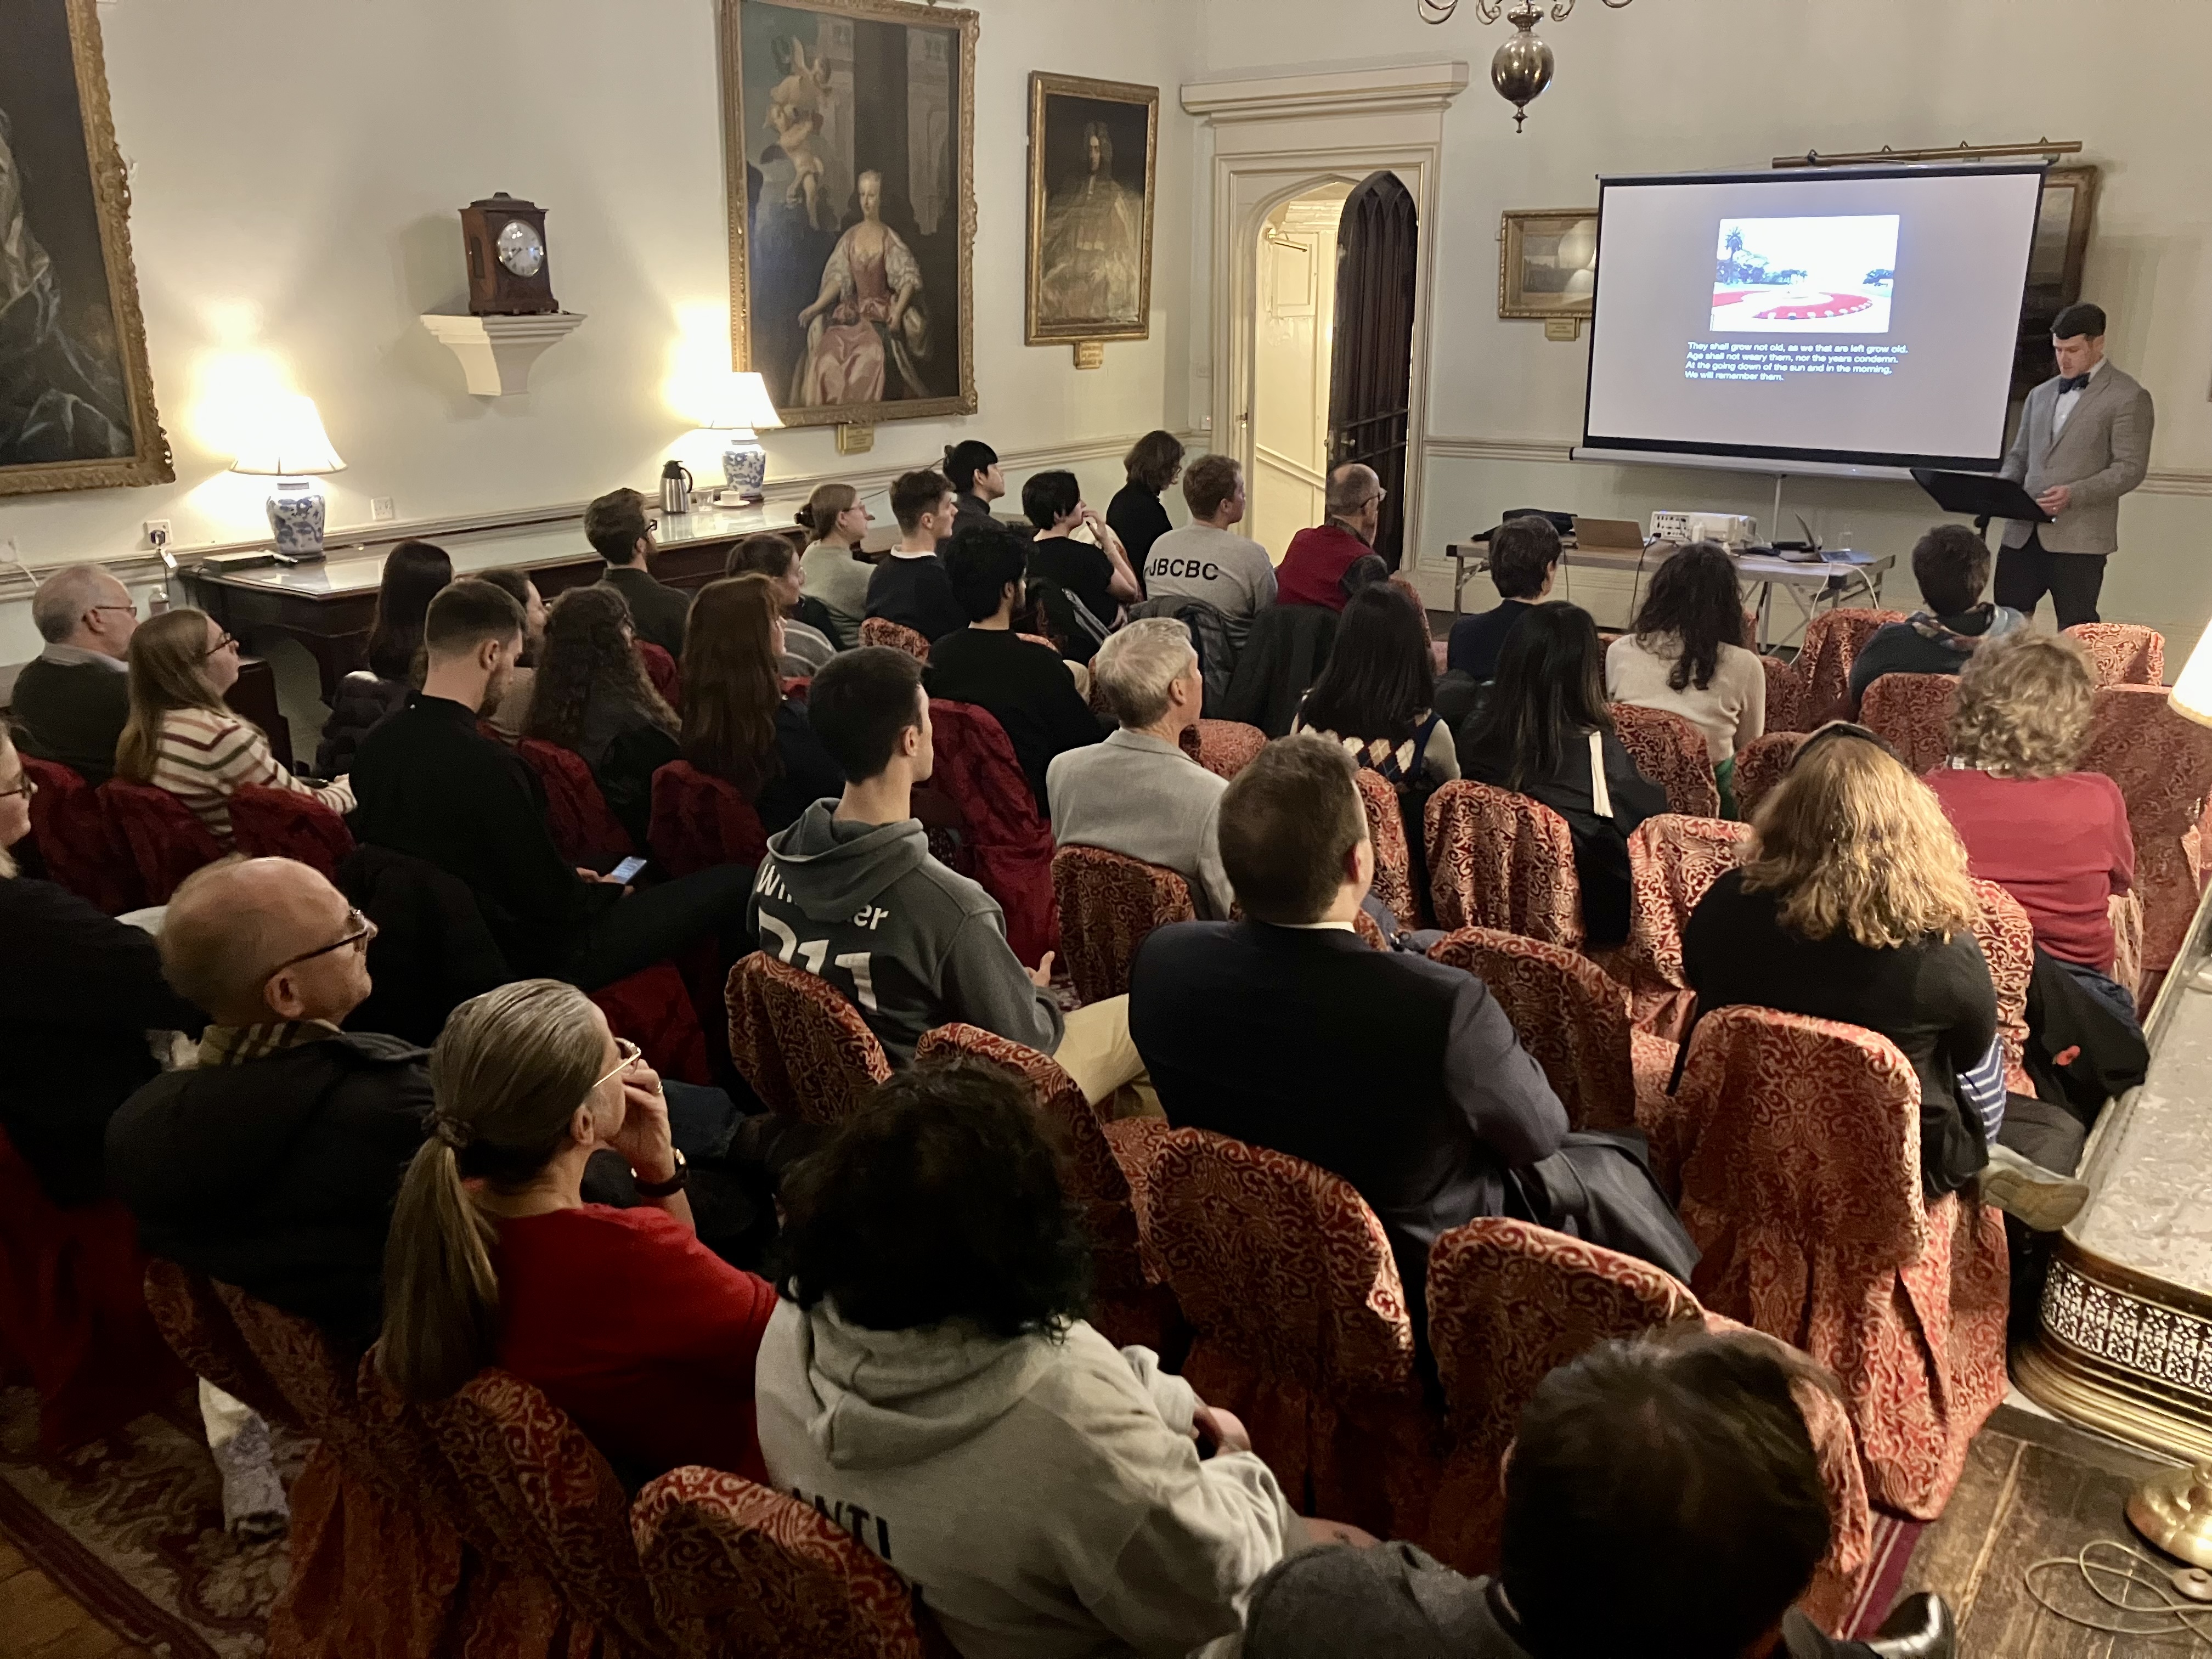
[756,1300,1300,1659]
[746,802,1063,1064]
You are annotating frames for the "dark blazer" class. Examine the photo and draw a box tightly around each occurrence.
[600,564,694,657]
[9,654,129,784]
[1130,921,1566,1308]
[0,878,204,1205]
[106,1031,434,1349]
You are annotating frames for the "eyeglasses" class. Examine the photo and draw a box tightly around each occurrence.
[91,602,138,619]
[0,773,35,802]
[591,1037,644,1091]
[263,907,377,979]
[202,633,241,659]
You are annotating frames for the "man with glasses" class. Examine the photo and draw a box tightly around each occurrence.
[1274,463,1387,614]
[13,562,139,783]
[586,486,692,656]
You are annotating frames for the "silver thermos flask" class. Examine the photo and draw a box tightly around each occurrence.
[659,460,693,516]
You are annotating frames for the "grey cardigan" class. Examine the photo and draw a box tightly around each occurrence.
[1046,729,1234,918]
[1997,360,2153,557]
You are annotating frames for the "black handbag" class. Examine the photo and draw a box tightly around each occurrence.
[1505,1128,1702,1284]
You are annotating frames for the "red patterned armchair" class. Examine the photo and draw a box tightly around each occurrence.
[1423,781,1582,946]
[1671,1007,2008,1518]
[861,618,932,662]
[1609,813,1751,1040]
[230,782,357,880]
[2066,623,2164,687]
[20,755,143,913]
[1761,653,1808,734]
[727,952,891,1124]
[916,1025,1177,1354]
[1967,878,2035,1092]
[144,1259,291,1427]
[1610,704,1721,819]
[926,701,1059,968]
[98,777,225,902]
[1145,1128,1431,1536]
[518,739,636,868]
[1859,673,1958,775]
[1427,928,1673,1134]
[649,760,770,878]
[1732,731,1808,820]
[1797,608,1908,727]
[1179,718,1267,780]
[2083,684,2212,983]
[637,640,684,712]
[635,1468,947,1658]
[591,961,713,1086]
[1050,845,1195,1005]
[1352,768,1420,929]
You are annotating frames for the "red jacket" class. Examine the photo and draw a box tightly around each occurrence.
[1273,523,1372,612]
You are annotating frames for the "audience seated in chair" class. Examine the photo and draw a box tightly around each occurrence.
[118,607,354,847]
[1109,427,1185,577]
[0,726,203,1206]
[523,584,680,850]
[865,469,968,644]
[1276,463,1384,613]
[1243,1327,1953,1659]
[1446,515,1558,684]
[923,521,1104,817]
[757,1062,1367,1658]
[1847,524,2025,716]
[105,856,427,1349]
[1129,733,1566,1328]
[1294,581,1459,792]
[944,438,1010,541]
[1143,453,1278,655]
[1023,467,1141,641]
[1682,725,2087,1229]
[1457,602,1668,946]
[749,648,1143,1107]
[476,566,549,738]
[378,980,776,1486]
[1605,540,1767,815]
[13,562,138,784]
[681,573,847,835]
[1047,617,1233,917]
[349,579,757,988]
[724,532,840,678]
[588,485,692,657]
[796,481,877,648]
[316,540,451,776]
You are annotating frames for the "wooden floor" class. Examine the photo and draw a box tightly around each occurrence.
[0,1542,150,1659]
[1904,1404,2212,1657]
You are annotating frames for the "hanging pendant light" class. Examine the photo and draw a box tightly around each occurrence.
[1418,0,1635,131]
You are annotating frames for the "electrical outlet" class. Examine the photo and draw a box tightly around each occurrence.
[143,518,172,548]
[370,497,397,522]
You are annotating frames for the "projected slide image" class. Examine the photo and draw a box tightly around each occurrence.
[1710,215,1900,334]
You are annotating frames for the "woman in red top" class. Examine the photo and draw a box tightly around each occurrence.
[379,980,777,1482]
[1925,629,2137,1024]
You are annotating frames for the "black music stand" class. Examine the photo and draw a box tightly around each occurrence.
[1910,468,2054,531]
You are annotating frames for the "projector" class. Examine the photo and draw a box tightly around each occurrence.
[1688,512,1759,551]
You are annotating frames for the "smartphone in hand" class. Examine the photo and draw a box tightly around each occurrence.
[607,854,648,885]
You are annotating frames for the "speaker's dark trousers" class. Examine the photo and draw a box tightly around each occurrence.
[1993,528,2108,628]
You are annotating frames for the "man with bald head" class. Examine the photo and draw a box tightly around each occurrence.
[13,562,139,782]
[1274,464,1386,613]
[106,856,432,1348]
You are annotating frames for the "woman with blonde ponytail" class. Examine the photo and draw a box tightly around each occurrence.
[795,481,872,646]
[379,980,776,1480]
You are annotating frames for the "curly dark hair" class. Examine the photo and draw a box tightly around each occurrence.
[772,1060,1093,1337]
[1628,540,1743,693]
[523,584,676,752]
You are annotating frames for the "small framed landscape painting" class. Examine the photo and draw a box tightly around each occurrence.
[1498,208,1600,321]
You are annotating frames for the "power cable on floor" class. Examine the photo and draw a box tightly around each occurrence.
[2022,1539,2212,1643]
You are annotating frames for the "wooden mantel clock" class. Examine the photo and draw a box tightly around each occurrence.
[460,194,557,316]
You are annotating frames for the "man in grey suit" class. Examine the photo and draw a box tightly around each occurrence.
[1994,302,2154,627]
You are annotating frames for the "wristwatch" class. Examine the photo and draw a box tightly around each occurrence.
[631,1147,689,1199]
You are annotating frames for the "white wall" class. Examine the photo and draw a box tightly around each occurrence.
[1,0,1201,662]
[1187,0,2212,649]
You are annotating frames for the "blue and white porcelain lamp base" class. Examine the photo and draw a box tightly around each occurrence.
[266,477,329,561]
[722,431,768,503]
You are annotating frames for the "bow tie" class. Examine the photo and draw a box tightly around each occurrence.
[2058,373,2093,394]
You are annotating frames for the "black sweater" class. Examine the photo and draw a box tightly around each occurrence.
[1107,482,1173,579]
[9,656,129,785]
[866,554,968,644]
[923,628,1104,815]
[1681,868,1998,1196]
[0,878,205,1205]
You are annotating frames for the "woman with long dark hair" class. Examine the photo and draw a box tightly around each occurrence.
[681,575,844,832]
[1605,540,1764,812]
[1457,601,1666,945]
[523,585,679,846]
[1107,428,1185,578]
[1294,582,1457,788]
[317,540,452,774]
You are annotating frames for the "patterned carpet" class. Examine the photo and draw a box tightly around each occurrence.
[0,1387,294,1658]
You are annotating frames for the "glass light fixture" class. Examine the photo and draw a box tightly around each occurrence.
[700,371,785,503]
[229,393,346,561]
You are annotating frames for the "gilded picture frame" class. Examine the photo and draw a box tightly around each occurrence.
[1498,208,1599,321]
[0,0,171,496]
[715,0,978,428]
[1025,72,1158,346]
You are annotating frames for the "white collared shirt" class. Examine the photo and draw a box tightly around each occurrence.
[39,641,128,673]
[2052,357,2104,438]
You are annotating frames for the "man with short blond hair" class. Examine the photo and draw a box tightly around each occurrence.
[1275,464,1384,612]
[1143,454,1277,652]
[13,562,139,782]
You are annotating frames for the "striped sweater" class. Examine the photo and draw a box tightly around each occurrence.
[145,707,356,847]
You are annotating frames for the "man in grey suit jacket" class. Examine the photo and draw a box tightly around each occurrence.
[1994,301,2154,627]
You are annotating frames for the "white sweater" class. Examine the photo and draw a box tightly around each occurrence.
[1605,635,1766,763]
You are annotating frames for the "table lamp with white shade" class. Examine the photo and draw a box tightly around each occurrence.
[2171,618,2212,730]
[701,370,783,503]
[230,393,346,560]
